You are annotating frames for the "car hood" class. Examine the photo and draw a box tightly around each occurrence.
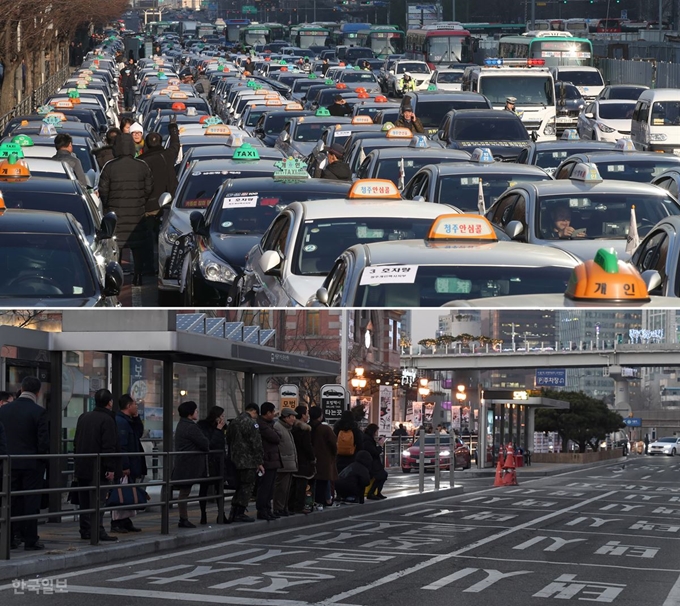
[546,239,628,262]
[282,274,324,306]
[209,233,262,270]
[600,118,632,131]
[290,141,316,157]
[650,441,675,447]
[167,209,195,236]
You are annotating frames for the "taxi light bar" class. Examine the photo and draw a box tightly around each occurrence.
[232,142,260,161]
[204,124,232,136]
[336,83,348,89]
[171,102,187,111]
[52,100,74,109]
[615,138,636,152]
[170,92,189,99]
[266,99,283,106]
[385,127,413,139]
[565,248,650,303]
[45,112,67,122]
[470,147,495,164]
[374,95,388,103]
[355,87,367,94]
[315,108,331,117]
[348,179,401,200]
[409,135,430,149]
[570,162,603,183]
[561,129,580,140]
[427,214,497,242]
[0,153,31,182]
[352,115,374,124]
[286,103,304,110]
[11,135,34,147]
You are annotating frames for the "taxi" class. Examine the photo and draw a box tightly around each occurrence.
[308,214,580,307]
[249,107,312,145]
[554,138,680,182]
[239,179,462,307]
[516,129,616,176]
[651,167,680,199]
[485,161,680,261]
[179,161,352,306]
[402,147,552,213]
[442,248,680,308]
[356,137,471,189]
[630,215,680,297]
[275,111,351,158]
[157,144,281,299]
[350,96,397,121]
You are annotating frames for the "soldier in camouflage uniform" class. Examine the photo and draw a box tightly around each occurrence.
[226,403,264,523]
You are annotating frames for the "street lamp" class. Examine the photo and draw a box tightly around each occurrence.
[455,384,466,403]
[351,367,367,393]
[418,377,430,398]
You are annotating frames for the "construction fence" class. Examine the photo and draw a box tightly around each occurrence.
[598,57,680,89]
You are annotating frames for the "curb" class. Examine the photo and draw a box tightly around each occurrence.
[0,485,464,582]
[460,456,628,479]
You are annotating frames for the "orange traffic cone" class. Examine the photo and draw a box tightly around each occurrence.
[502,443,518,486]
[493,448,505,487]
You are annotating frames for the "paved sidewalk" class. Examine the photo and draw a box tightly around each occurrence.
[0,456,627,582]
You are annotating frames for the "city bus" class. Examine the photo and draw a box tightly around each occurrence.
[333,22,371,46]
[462,23,525,38]
[356,26,405,58]
[498,31,593,67]
[293,26,330,49]
[224,19,251,43]
[239,24,271,46]
[268,23,288,41]
[406,23,474,69]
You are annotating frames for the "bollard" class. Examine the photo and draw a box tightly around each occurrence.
[91,455,101,546]
[1,456,11,560]
[418,428,425,493]
[434,431,440,491]
[161,451,171,535]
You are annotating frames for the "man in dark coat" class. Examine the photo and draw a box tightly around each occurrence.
[327,95,352,117]
[394,105,425,134]
[0,376,49,550]
[120,58,136,111]
[256,402,281,520]
[321,144,352,181]
[310,407,337,506]
[111,394,146,534]
[99,133,153,285]
[289,405,316,513]
[141,118,181,275]
[226,403,264,523]
[335,451,372,503]
[53,132,89,188]
[93,128,122,170]
[73,388,119,542]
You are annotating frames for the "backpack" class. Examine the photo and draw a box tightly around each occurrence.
[337,429,356,456]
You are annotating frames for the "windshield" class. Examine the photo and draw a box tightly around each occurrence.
[355,265,574,306]
[438,173,550,211]
[592,159,680,182]
[451,117,529,141]
[537,193,680,240]
[293,122,329,141]
[244,108,268,127]
[479,76,554,106]
[412,436,453,447]
[375,156,466,185]
[556,84,583,100]
[346,48,375,62]
[609,87,646,100]
[2,190,93,233]
[299,32,328,48]
[598,102,636,120]
[656,438,678,443]
[245,31,268,46]
[294,218,435,275]
[415,100,489,128]
[179,173,230,208]
[650,102,680,126]
[292,79,317,93]
[340,71,378,83]
[264,113,303,135]
[370,34,404,57]
[427,36,465,64]
[438,71,464,83]
[0,234,95,298]
[536,41,592,67]
[396,62,430,74]
[559,70,603,86]
[535,147,599,172]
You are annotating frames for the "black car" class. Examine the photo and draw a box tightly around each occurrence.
[400,91,492,135]
[253,109,313,147]
[0,209,122,306]
[182,177,351,306]
[436,109,532,162]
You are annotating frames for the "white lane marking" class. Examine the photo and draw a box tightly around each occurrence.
[663,570,680,606]
[318,490,618,605]
[457,555,680,573]
[643,475,652,479]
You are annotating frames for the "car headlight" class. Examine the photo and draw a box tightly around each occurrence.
[199,250,237,284]
[544,124,555,135]
[651,133,668,141]
[597,123,616,133]
[163,223,182,245]
[402,450,411,457]
[440,450,451,457]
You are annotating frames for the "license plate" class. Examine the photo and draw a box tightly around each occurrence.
[557,117,573,123]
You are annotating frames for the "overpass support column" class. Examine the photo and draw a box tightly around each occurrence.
[527,407,535,455]
[608,365,631,415]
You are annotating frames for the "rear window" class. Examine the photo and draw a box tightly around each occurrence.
[558,70,604,87]
[598,103,636,120]
[452,117,528,141]
[414,100,489,128]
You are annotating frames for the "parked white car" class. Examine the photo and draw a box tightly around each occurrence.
[430,68,465,92]
[648,436,680,456]
[385,60,432,97]
[577,100,636,142]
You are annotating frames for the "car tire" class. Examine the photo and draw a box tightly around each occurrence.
[183,269,194,307]
[401,468,411,473]
[157,289,182,307]
[672,448,676,456]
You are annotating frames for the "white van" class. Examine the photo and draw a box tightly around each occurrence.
[631,88,680,154]
[549,66,605,101]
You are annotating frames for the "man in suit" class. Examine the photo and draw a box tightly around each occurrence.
[0,376,49,550]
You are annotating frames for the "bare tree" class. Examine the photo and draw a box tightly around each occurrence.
[0,310,48,328]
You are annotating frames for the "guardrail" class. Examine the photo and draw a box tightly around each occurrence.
[0,449,226,561]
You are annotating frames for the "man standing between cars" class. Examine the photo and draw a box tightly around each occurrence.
[226,403,264,523]
[120,58,136,112]
[74,388,120,542]
[52,133,89,188]
[395,105,424,133]
[321,144,352,181]
[0,377,49,550]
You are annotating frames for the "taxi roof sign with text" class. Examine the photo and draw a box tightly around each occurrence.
[570,162,603,183]
[470,147,495,164]
[427,214,498,241]
[348,179,401,199]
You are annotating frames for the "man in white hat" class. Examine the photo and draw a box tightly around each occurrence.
[129,122,145,156]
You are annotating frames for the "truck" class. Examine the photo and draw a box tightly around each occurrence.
[179,20,198,38]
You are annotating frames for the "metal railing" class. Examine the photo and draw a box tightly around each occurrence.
[0,64,73,134]
[0,449,226,561]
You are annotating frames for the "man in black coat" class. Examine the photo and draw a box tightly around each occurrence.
[256,402,281,520]
[93,128,122,170]
[141,118,181,275]
[99,133,153,286]
[74,388,120,542]
[0,376,49,550]
[321,144,352,181]
[120,58,136,111]
[111,394,146,534]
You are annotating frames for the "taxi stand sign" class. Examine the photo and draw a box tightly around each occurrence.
[565,248,650,303]
[570,162,603,183]
[279,384,299,409]
[470,147,495,164]
[348,179,401,199]
[427,214,498,241]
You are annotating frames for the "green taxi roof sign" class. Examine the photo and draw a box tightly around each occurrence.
[11,135,34,147]
[202,116,224,127]
[247,79,257,88]
[36,104,52,115]
[273,157,310,180]
[315,107,331,117]
[325,78,334,85]
[0,142,24,159]
[232,142,260,161]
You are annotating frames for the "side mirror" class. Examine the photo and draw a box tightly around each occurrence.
[531,130,538,142]
[259,249,282,276]
[641,269,662,292]
[412,195,425,203]
[315,287,329,306]
[159,192,173,208]
[103,261,124,297]
[97,211,117,240]
[190,210,207,235]
[280,131,290,143]
[85,169,97,189]
[314,139,324,154]
[505,220,525,239]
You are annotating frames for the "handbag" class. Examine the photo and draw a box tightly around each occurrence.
[106,477,151,507]
[112,476,139,521]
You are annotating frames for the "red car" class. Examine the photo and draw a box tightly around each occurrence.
[401,435,471,473]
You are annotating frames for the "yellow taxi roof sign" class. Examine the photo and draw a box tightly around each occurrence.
[427,214,498,241]
[53,100,74,109]
[348,179,402,200]
[166,85,180,92]
[385,127,413,139]
[204,124,232,136]
[266,99,283,106]
[615,138,636,152]
[570,162,603,183]
[565,248,650,303]
[170,92,189,99]
[45,112,67,122]
[255,89,270,95]
[286,103,303,110]
[351,115,373,125]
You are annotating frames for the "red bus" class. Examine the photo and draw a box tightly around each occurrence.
[595,18,623,33]
[406,23,474,70]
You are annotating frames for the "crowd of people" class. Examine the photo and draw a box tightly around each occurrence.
[0,388,392,550]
